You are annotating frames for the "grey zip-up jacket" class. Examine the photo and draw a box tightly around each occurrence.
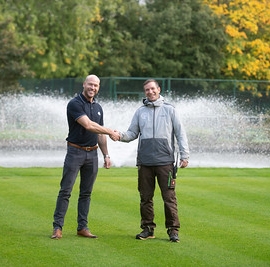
[120,96,189,166]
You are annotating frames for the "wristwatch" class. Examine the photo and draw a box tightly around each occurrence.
[104,154,110,159]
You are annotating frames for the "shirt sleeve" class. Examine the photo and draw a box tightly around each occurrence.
[120,109,140,142]
[67,99,85,121]
[173,109,190,159]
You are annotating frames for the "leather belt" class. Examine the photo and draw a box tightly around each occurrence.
[67,142,98,151]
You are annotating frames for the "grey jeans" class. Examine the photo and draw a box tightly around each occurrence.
[53,145,98,231]
[138,164,180,230]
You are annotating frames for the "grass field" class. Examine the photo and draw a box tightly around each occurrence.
[0,167,269,267]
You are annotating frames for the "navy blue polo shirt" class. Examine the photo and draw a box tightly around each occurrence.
[66,93,104,147]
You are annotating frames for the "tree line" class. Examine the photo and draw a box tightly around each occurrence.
[0,0,269,95]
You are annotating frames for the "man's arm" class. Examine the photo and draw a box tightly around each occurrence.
[77,115,119,141]
[98,134,111,169]
[172,109,189,167]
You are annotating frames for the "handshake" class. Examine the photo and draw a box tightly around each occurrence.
[109,130,120,141]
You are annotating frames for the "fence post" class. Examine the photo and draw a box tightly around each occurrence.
[233,80,236,98]
[167,78,171,94]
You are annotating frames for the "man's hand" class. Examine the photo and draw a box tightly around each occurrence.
[180,159,189,168]
[103,157,111,169]
[109,130,120,141]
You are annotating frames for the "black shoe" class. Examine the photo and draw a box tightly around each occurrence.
[136,226,155,240]
[167,228,180,243]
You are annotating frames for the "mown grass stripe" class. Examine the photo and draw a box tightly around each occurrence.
[0,167,269,267]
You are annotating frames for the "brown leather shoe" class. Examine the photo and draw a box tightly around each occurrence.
[51,228,62,239]
[77,228,97,238]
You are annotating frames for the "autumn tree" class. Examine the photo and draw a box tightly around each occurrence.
[203,0,270,82]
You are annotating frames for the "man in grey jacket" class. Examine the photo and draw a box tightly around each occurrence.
[118,79,189,242]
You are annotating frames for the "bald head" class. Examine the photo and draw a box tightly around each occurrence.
[82,74,100,102]
[85,74,100,84]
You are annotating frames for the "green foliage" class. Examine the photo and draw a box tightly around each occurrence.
[0,0,227,80]
[91,0,228,78]
[91,0,148,76]
[0,167,269,266]
[1,0,101,79]
[0,18,33,93]
[0,0,268,83]
[140,0,227,78]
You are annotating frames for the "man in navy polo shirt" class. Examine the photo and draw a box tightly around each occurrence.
[51,74,119,239]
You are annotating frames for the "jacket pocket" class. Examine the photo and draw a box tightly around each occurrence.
[138,138,173,165]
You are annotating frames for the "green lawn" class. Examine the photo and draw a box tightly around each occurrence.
[0,167,269,267]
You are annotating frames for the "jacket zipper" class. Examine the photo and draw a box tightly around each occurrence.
[153,106,156,138]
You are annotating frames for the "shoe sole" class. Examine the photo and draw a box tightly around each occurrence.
[77,235,97,238]
[170,239,179,243]
[51,235,62,239]
[136,235,155,240]
[77,233,98,238]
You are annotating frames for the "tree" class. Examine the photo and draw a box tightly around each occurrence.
[136,0,228,78]
[0,18,33,93]
[1,0,103,78]
[91,0,147,76]
[89,0,228,78]
[203,0,270,81]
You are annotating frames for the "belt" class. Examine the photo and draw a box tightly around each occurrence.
[67,142,98,151]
